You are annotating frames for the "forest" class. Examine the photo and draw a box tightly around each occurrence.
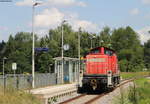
[0,24,150,74]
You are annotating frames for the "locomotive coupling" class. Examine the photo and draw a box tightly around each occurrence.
[90,79,97,90]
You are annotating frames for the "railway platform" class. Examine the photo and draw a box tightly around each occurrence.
[30,83,78,104]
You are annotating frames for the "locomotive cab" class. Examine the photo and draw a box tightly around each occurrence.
[78,46,120,92]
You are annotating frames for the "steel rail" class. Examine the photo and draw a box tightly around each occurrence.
[43,76,149,104]
[60,79,134,104]
[59,94,86,104]
[84,79,136,104]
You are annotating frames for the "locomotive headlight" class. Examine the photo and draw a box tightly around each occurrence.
[107,70,112,74]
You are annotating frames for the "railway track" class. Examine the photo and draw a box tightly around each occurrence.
[59,79,134,104]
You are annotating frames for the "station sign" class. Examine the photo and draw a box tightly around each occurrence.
[35,48,49,52]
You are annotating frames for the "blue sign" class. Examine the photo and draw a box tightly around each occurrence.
[35,48,49,52]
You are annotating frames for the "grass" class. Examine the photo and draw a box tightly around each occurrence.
[0,87,41,104]
[120,72,150,79]
[115,77,150,104]
[114,72,150,104]
[134,78,150,104]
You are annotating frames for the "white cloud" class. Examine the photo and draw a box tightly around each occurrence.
[33,8,99,36]
[142,0,150,5]
[0,26,8,31]
[15,0,86,7]
[15,0,34,6]
[71,20,99,32]
[130,8,139,15]
[35,8,64,28]
[46,0,86,7]
[137,26,150,44]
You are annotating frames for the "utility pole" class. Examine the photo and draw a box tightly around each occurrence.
[91,38,93,49]
[78,27,81,83]
[3,57,7,93]
[90,35,96,49]
[61,20,66,84]
[32,2,41,88]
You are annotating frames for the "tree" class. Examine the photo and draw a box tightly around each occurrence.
[36,52,53,73]
[144,39,150,69]
[0,40,6,74]
[111,26,144,72]
[0,25,146,73]
[3,32,33,73]
[99,27,111,47]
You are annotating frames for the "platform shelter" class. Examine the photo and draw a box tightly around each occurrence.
[54,57,79,84]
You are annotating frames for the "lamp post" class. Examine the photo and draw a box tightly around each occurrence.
[61,20,67,83]
[32,2,41,88]
[3,57,7,92]
[78,27,81,83]
[90,35,96,49]
[100,40,104,46]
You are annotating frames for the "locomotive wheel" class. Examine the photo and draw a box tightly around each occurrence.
[118,77,120,84]
[114,78,118,87]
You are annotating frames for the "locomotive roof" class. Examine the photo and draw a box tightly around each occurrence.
[90,46,115,53]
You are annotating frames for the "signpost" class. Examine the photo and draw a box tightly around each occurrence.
[12,63,17,77]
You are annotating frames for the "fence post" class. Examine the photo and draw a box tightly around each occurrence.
[4,74,6,94]
[16,75,19,90]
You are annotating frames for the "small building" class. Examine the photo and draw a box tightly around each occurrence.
[53,57,79,84]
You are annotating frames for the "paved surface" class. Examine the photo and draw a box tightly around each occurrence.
[30,83,77,95]
[30,83,78,104]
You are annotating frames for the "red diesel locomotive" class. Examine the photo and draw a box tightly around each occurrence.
[78,46,120,92]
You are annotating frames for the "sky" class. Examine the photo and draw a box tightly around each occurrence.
[0,0,150,43]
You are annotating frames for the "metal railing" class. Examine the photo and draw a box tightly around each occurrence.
[0,72,77,90]
[0,73,57,89]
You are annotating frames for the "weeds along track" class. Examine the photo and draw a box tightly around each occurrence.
[59,79,135,104]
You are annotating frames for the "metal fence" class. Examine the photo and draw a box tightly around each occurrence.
[0,73,57,89]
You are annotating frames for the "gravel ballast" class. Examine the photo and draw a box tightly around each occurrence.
[92,82,134,104]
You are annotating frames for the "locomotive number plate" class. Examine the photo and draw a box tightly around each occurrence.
[87,58,106,62]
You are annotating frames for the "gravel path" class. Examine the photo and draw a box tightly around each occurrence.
[92,82,134,104]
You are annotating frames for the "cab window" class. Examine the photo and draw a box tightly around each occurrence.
[104,49,113,56]
[90,49,100,54]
